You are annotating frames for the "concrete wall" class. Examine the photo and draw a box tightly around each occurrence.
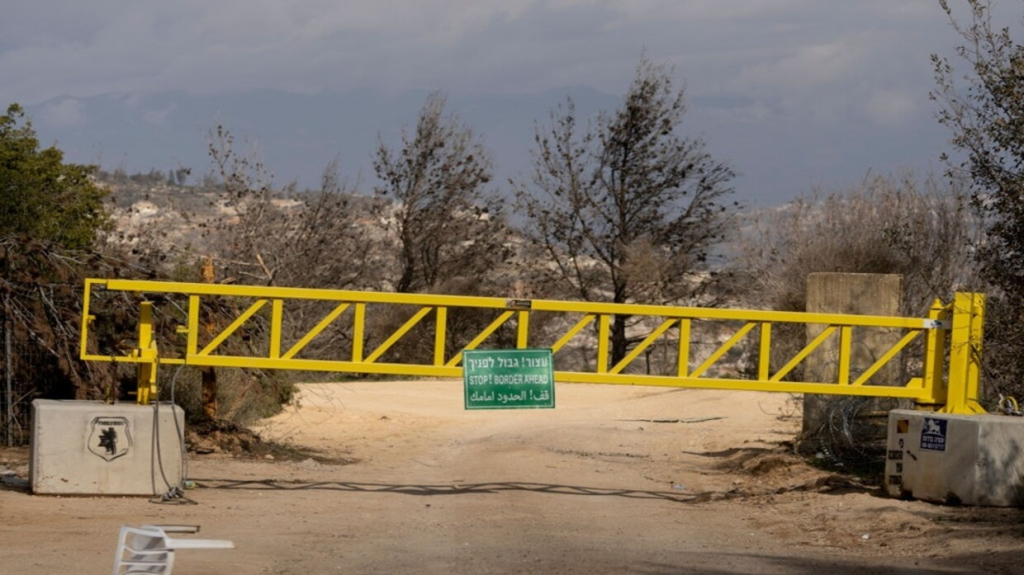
[803,273,903,434]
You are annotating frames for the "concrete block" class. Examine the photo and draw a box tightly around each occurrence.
[804,273,904,434]
[885,409,1024,506]
[30,400,185,496]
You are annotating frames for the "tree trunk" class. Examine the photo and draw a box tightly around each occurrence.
[611,314,630,367]
[201,367,218,421]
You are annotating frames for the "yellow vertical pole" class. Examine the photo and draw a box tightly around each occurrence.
[597,314,610,373]
[967,293,985,409]
[136,301,157,405]
[138,302,153,358]
[270,299,283,359]
[678,319,691,378]
[942,293,974,409]
[79,279,96,362]
[352,303,365,363]
[838,326,852,385]
[757,322,771,382]
[517,310,529,349]
[434,306,447,366]
[187,295,200,356]
[919,298,947,407]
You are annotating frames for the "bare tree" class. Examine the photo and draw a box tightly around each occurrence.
[514,57,737,365]
[202,125,388,372]
[208,125,382,291]
[373,92,508,294]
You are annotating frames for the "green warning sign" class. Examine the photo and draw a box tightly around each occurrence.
[463,349,555,410]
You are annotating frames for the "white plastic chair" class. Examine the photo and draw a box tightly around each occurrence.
[113,524,234,575]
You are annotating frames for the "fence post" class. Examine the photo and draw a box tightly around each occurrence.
[200,257,218,420]
[916,298,949,408]
[3,292,11,447]
[970,293,985,405]
[3,247,11,447]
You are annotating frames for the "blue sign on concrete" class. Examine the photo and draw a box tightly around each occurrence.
[920,417,947,452]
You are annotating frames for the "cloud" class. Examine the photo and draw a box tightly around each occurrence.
[39,97,86,127]
[1,0,970,208]
[736,39,869,92]
[864,89,917,126]
[0,0,958,110]
[142,103,177,126]
[601,0,811,24]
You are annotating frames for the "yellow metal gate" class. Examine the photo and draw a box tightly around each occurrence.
[80,279,985,414]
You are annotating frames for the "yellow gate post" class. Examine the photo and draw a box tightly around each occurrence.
[942,292,986,414]
[132,301,158,405]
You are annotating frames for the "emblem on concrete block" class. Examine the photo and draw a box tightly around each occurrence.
[88,416,132,461]
[920,417,947,452]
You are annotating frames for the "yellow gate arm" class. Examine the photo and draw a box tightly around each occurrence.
[79,279,985,414]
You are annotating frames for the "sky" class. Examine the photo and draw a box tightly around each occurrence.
[1,0,1013,206]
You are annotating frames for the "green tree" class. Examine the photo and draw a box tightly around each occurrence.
[0,103,108,249]
[932,0,1024,400]
[515,58,737,365]
[933,0,1024,300]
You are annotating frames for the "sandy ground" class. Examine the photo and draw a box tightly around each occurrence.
[2,380,1024,574]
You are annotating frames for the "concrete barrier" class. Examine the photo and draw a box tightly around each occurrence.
[885,409,1024,506]
[30,399,184,496]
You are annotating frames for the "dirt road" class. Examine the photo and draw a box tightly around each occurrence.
[2,381,1022,574]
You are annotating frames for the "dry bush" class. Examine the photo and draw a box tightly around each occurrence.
[733,172,980,389]
[85,126,394,427]
[736,172,979,317]
[0,236,189,443]
[731,172,981,467]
